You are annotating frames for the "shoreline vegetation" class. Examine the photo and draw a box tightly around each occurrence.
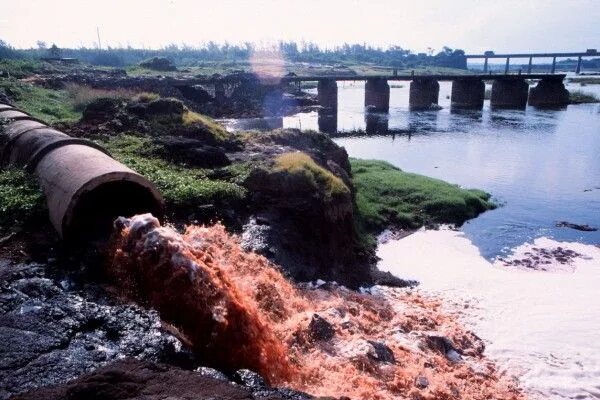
[569,90,600,104]
[351,159,495,242]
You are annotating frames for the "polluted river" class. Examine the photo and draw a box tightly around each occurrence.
[224,79,600,399]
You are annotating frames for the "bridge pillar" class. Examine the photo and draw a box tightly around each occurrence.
[364,78,390,112]
[528,78,569,108]
[318,109,337,133]
[450,79,485,109]
[505,57,510,74]
[527,57,533,73]
[409,79,440,110]
[576,56,582,74]
[365,113,389,134]
[317,79,338,112]
[551,57,557,73]
[214,82,226,103]
[490,79,529,109]
[483,57,488,73]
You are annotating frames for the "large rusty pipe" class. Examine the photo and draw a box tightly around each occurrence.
[0,104,164,240]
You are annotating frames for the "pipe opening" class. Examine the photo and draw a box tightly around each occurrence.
[65,180,163,242]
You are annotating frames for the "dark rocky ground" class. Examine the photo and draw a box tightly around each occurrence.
[0,260,316,400]
[13,359,314,400]
[26,68,318,119]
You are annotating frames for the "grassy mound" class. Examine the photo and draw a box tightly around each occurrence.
[0,168,46,229]
[273,152,350,202]
[0,79,80,122]
[98,135,246,213]
[182,110,230,141]
[569,90,600,104]
[351,159,495,232]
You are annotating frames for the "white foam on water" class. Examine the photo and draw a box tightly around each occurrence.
[377,228,600,399]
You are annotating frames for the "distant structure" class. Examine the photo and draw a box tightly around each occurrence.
[464,49,598,74]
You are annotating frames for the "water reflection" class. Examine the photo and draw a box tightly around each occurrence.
[365,112,389,135]
[406,110,439,133]
[317,109,337,134]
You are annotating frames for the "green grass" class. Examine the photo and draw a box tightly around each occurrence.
[97,135,246,212]
[273,152,350,202]
[181,110,230,141]
[567,77,600,85]
[0,168,46,229]
[0,79,80,122]
[351,159,495,232]
[0,59,42,78]
[569,90,600,104]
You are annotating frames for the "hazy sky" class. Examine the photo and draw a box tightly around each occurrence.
[1,0,598,53]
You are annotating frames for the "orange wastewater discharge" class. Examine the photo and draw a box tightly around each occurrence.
[108,214,525,400]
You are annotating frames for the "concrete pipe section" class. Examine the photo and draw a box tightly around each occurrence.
[0,104,164,241]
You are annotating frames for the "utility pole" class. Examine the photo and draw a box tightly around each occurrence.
[97,27,102,50]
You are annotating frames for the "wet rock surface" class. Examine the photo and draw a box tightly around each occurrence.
[154,135,230,168]
[13,359,314,400]
[555,220,598,232]
[0,261,189,399]
[308,314,335,341]
[497,246,584,271]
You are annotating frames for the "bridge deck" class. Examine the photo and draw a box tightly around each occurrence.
[465,52,597,59]
[280,73,566,82]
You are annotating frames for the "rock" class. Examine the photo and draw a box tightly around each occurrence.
[13,359,256,400]
[370,269,418,288]
[146,97,185,118]
[81,97,124,122]
[139,57,177,72]
[415,376,429,389]
[233,369,267,389]
[308,314,335,341]
[424,335,463,363]
[556,221,597,232]
[154,136,230,168]
[0,261,188,399]
[446,349,462,363]
[195,366,229,381]
[366,340,395,363]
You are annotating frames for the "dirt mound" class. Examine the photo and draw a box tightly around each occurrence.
[139,57,177,72]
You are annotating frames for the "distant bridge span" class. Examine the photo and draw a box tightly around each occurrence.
[279,73,566,82]
[464,49,598,74]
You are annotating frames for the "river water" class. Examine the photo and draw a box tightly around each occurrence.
[223,78,600,399]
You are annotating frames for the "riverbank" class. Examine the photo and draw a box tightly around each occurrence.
[378,228,600,399]
[2,70,517,399]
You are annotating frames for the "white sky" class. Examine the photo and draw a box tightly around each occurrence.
[1,0,598,54]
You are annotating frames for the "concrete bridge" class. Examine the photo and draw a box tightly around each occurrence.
[279,73,569,112]
[465,49,598,74]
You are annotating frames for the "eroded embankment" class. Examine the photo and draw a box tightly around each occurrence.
[107,214,524,399]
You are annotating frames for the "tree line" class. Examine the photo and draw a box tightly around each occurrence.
[0,39,468,69]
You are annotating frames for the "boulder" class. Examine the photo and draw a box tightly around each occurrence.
[233,369,266,389]
[366,340,395,363]
[308,314,335,341]
[154,136,230,168]
[139,57,177,72]
[81,97,124,122]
